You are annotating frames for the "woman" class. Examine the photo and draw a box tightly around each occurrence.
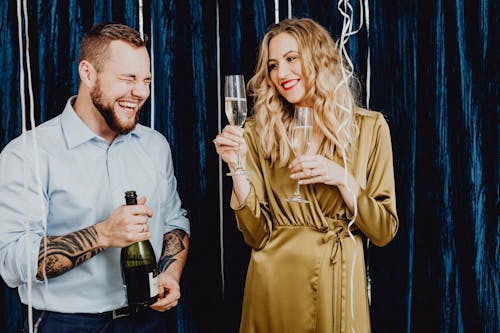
[214,18,398,332]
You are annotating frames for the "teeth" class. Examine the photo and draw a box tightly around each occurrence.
[283,80,297,89]
[118,101,137,109]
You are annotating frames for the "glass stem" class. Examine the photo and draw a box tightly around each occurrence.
[235,148,242,170]
[293,181,301,196]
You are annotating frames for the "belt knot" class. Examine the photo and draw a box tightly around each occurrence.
[322,227,345,264]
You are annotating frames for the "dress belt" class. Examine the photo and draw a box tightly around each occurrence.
[321,222,358,332]
[322,225,357,264]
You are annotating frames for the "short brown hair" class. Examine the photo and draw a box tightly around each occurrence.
[78,22,147,71]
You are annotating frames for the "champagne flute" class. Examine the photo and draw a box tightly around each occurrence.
[224,74,249,176]
[286,107,313,203]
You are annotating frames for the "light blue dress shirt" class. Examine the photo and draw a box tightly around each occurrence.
[0,97,190,313]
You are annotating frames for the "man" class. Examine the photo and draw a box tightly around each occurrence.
[0,23,190,332]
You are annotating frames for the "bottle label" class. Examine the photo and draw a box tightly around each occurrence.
[149,272,159,298]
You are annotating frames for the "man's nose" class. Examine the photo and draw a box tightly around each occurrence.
[132,82,150,99]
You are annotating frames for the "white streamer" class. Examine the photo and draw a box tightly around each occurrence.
[22,0,48,293]
[274,0,279,23]
[138,0,144,41]
[215,0,225,299]
[16,1,31,331]
[150,12,155,129]
[288,0,292,19]
[335,0,368,331]
[364,0,371,109]
[17,0,48,332]
[363,0,372,307]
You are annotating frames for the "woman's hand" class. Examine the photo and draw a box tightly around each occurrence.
[213,125,247,171]
[213,125,251,205]
[289,154,360,212]
[289,155,344,186]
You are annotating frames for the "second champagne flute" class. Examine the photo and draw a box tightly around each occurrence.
[286,107,313,203]
[224,74,249,176]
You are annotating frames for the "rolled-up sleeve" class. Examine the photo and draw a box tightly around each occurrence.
[0,141,46,287]
[161,141,190,236]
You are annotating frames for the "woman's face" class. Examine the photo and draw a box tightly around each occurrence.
[268,32,307,107]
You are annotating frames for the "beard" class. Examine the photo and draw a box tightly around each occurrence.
[90,79,141,135]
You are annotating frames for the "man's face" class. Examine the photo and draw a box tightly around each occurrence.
[90,40,151,134]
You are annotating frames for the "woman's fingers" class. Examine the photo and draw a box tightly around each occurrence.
[289,155,322,172]
[213,125,245,148]
[212,125,247,168]
[289,155,334,184]
[214,133,242,147]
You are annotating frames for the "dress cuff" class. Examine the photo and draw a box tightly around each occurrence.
[230,183,256,211]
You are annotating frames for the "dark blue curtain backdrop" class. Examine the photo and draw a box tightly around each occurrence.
[0,1,498,332]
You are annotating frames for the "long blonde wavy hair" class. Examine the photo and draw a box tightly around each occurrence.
[248,18,360,167]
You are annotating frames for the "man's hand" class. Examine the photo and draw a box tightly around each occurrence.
[96,197,153,248]
[150,272,181,312]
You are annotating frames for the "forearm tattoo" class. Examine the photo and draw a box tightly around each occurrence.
[158,229,186,272]
[37,226,103,280]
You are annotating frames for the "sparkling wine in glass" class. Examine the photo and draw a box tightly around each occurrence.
[286,107,313,203]
[225,75,249,176]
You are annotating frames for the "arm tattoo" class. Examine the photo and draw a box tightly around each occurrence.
[158,229,186,272]
[37,225,103,280]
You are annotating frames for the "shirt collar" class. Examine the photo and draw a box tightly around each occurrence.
[61,96,142,149]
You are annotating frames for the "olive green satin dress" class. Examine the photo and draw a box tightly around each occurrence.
[230,109,399,333]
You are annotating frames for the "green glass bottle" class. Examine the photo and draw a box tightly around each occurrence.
[120,190,159,311]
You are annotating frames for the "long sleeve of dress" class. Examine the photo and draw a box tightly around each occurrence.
[229,124,273,250]
[352,112,399,246]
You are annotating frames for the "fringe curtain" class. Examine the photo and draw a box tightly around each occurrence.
[0,1,498,332]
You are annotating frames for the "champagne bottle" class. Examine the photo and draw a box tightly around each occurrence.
[120,190,159,311]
